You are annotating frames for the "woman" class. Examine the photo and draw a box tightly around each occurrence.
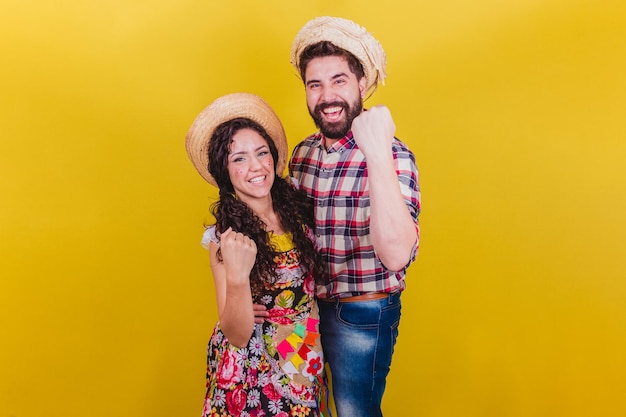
[185,93,327,417]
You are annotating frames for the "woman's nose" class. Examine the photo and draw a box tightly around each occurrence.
[249,156,263,170]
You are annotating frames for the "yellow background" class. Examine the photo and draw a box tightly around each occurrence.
[1,0,625,416]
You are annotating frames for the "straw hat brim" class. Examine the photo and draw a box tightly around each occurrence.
[185,93,288,187]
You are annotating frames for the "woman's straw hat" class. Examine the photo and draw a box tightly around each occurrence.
[185,93,288,187]
[290,16,387,97]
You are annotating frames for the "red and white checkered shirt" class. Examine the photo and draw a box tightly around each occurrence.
[289,131,421,299]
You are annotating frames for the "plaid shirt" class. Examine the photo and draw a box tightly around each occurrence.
[289,131,421,299]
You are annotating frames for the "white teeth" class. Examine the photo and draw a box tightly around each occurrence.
[249,176,265,183]
[323,106,342,114]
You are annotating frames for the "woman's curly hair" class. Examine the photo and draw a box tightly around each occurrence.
[207,117,326,300]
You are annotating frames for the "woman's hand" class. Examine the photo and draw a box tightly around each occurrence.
[219,227,257,286]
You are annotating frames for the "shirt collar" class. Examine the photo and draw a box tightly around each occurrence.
[314,131,356,153]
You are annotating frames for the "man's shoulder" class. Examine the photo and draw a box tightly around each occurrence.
[291,133,320,156]
[289,133,321,177]
[294,133,319,148]
[391,136,414,153]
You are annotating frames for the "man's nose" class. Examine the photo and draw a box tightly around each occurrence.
[320,85,337,102]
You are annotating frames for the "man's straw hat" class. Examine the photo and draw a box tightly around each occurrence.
[185,93,288,187]
[290,16,387,97]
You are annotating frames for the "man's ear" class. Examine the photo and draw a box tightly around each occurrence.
[359,77,367,98]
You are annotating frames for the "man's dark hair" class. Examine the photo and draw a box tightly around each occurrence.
[298,41,365,82]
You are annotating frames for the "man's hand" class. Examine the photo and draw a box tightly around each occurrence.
[253,304,268,324]
[351,105,396,159]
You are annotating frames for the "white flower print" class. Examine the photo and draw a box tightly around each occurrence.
[246,389,261,408]
[236,348,249,366]
[257,373,270,387]
[212,388,226,407]
[249,336,264,355]
[260,294,273,305]
[302,350,324,381]
[264,326,277,338]
[249,357,260,369]
[292,274,305,287]
[268,399,284,414]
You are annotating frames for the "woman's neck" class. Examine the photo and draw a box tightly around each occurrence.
[241,195,284,234]
[257,210,283,235]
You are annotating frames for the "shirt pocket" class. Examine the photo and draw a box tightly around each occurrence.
[327,195,371,238]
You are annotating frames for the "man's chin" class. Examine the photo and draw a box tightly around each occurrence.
[320,123,349,140]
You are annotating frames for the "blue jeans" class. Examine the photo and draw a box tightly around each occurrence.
[319,293,402,417]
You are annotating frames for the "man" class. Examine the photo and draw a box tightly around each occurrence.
[288,16,421,417]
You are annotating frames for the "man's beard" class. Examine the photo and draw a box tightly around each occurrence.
[308,98,363,139]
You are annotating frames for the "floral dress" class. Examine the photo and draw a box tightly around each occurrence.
[201,227,325,417]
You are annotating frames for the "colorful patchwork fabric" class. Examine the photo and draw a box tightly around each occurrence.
[276,313,323,384]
